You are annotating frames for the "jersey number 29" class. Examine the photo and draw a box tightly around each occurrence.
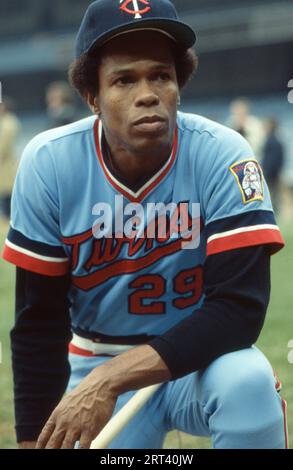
[128,266,203,315]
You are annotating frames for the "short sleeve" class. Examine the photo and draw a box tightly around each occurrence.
[2,137,69,276]
[201,128,285,256]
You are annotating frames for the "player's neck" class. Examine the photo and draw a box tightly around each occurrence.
[102,133,172,191]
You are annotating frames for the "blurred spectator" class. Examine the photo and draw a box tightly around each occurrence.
[0,98,21,220]
[46,81,80,128]
[227,98,265,161]
[261,117,284,215]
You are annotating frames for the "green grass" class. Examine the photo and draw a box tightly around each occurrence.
[0,222,292,449]
[0,222,15,449]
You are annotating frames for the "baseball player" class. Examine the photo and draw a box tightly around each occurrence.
[2,0,288,449]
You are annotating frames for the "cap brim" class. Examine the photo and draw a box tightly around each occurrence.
[87,18,196,55]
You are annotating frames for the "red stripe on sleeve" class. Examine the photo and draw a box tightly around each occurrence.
[207,228,285,256]
[2,243,69,277]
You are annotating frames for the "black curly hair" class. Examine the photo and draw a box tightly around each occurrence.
[69,46,198,99]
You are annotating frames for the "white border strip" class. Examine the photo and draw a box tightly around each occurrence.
[5,239,68,263]
[207,224,279,243]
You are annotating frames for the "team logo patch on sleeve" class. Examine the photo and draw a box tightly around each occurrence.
[229,159,264,204]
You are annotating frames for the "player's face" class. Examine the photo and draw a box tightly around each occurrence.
[96,31,179,156]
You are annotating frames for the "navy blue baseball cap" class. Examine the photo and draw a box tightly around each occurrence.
[75,0,196,59]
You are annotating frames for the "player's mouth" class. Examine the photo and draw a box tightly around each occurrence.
[133,115,167,134]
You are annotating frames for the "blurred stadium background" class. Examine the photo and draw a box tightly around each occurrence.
[0,0,292,449]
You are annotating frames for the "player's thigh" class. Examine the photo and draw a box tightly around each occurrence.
[107,387,168,449]
[162,346,285,439]
[162,372,210,437]
[199,347,287,448]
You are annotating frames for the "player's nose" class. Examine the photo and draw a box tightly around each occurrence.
[134,81,160,107]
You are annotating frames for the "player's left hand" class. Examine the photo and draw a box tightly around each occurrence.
[35,366,118,449]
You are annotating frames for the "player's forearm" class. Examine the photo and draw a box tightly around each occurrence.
[13,268,71,442]
[95,344,172,396]
[150,246,270,380]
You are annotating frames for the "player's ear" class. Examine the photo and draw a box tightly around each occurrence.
[86,93,101,116]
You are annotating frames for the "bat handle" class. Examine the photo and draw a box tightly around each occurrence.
[90,383,162,449]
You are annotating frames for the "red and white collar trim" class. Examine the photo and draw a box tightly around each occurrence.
[93,118,178,203]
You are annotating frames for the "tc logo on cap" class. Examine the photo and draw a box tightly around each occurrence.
[120,0,151,19]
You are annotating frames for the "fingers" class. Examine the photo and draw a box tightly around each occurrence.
[34,379,118,449]
[43,430,94,449]
[37,425,80,449]
[79,432,95,450]
[61,431,81,449]
[35,420,56,449]
[36,415,79,450]
[47,430,94,449]
[45,429,66,449]
[36,417,86,449]
[35,411,96,449]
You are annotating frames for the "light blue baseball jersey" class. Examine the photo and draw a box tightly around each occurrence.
[3,112,284,337]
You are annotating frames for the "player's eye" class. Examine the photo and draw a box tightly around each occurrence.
[115,76,134,86]
[155,72,171,82]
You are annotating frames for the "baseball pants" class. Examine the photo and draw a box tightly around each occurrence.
[67,346,288,449]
